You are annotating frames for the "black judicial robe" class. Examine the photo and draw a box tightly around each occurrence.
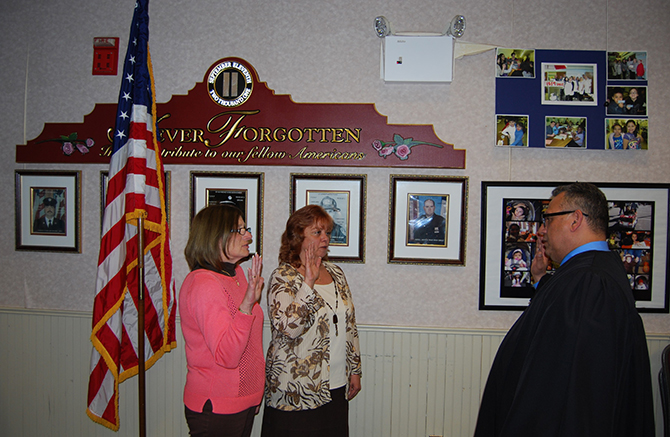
[474,250,655,437]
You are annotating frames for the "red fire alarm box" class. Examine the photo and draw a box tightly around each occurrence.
[93,37,119,76]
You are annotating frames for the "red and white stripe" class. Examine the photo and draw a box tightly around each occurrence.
[87,102,175,431]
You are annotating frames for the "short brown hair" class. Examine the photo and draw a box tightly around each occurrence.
[279,205,333,267]
[184,204,244,270]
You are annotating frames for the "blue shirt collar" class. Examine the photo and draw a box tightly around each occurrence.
[560,240,610,266]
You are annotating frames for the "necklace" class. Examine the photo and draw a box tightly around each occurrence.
[319,285,339,336]
[220,270,239,286]
[219,262,239,286]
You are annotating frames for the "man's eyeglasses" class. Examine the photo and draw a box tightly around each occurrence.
[541,210,588,225]
[231,227,252,236]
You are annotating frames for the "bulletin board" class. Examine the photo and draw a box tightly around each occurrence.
[495,49,648,150]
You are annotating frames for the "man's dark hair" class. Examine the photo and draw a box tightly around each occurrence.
[610,87,624,99]
[552,182,608,235]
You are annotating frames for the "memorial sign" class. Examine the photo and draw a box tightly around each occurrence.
[17,58,465,168]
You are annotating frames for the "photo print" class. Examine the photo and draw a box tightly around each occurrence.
[500,198,547,299]
[407,194,448,247]
[307,190,350,246]
[496,114,529,147]
[604,118,648,150]
[496,48,535,78]
[206,189,248,215]
[541,63,597,105]
[31,187,67,235]
[607,51,647,81]
[544,116,587,148]
[606,200,654,301]
[605,86,647,116]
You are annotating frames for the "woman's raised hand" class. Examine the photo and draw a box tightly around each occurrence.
[300,243,321,289]
[239,254,263,315]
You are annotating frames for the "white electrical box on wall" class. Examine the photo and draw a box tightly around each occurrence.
[382,34,454,82]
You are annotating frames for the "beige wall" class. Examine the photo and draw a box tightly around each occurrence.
[1,309,667,436]
[1,0,669,333]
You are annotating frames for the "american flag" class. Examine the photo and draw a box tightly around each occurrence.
[86,0,176,430]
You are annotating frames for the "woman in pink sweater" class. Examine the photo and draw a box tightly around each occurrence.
[180,204,265,437]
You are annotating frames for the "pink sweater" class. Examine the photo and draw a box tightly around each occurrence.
[179,267,265,414]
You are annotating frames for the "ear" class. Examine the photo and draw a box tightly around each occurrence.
[570,210,586,232]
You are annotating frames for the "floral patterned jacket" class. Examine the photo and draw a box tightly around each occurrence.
[264,261,362,411]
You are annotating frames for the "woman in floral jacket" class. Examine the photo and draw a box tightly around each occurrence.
[261,205,361,437]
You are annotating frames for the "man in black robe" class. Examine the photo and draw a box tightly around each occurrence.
[474,182,654,436]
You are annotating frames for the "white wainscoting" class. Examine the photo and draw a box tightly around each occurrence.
[0,308,667,436]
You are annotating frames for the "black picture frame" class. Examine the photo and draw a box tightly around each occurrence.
[389,175,468,266]
[15,170,81,253]
[480,181,669,312]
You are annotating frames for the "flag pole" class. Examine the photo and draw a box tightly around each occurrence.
[137,214,146,437]
[86,1,176,431]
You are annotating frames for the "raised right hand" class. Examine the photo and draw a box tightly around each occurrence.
[239,254,264,315]
[300,243,322,288]
[531,240,550,284]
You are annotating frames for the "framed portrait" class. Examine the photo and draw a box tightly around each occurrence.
[480,181,669,312]
[291,173,366,263]
[190,171,264,256]
[100,171,171,232]
[604,118,648,150]
[544,116,587,148]
[541,63,597,106]
[605,85,647,117]
[495,114,529,147]
[495,48,535,78]
[389,175,468,266]
[15,170,81,253]
[607,51,647,81]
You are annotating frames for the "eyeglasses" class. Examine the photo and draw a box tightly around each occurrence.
[541,210,588,225]
[230,227,252,236]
